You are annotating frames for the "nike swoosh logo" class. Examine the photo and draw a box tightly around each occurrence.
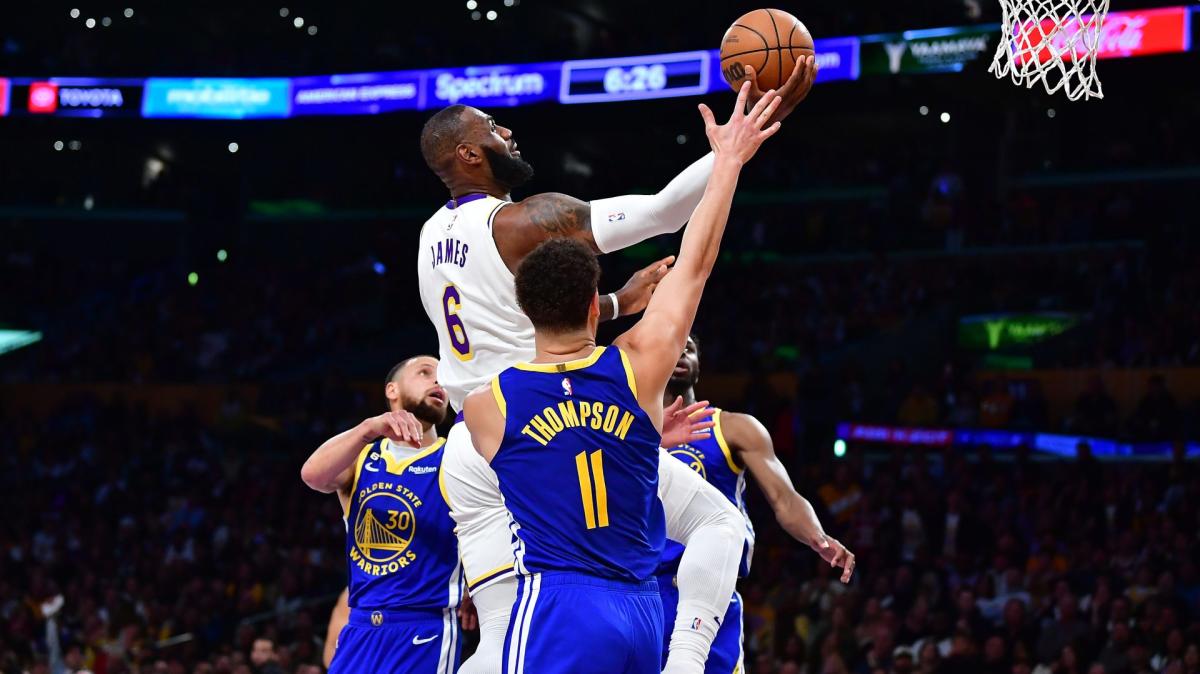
[412,635,437,645]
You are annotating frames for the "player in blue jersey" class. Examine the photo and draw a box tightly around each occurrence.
[301,356,467,674]
[658,334,857,672]
[463,83,785,674]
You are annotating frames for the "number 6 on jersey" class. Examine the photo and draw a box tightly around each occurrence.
[442,284,472,361]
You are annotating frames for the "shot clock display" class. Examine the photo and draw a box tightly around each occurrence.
[561,51,711,104]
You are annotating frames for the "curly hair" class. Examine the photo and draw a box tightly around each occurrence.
[515,239,601,333]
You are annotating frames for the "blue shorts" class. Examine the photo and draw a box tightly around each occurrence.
[656,573,744,674]
[329,608,461,674]
[503,572,664,674]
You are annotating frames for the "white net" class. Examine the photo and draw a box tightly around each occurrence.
[988,0,1111,100]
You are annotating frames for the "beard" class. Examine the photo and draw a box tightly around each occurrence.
[483,146,534,190]
[407,399,448,427]
[667,373,696,396]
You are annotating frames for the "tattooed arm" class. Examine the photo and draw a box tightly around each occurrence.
[492,193,672,321]
[491,192,596,267]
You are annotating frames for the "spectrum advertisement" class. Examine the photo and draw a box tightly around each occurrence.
[425,61,562,108]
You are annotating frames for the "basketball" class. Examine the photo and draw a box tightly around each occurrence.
[720,8,814,92]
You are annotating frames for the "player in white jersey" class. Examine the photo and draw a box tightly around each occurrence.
[416,59,819,673]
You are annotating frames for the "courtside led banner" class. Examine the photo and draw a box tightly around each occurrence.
[1012,6,1192,64]
[958,312,1080,351]
[0,4,1190,119]
[142,78,291,118]
[425,62,561,108]
[860,25,997,75]
[291,71,421,115]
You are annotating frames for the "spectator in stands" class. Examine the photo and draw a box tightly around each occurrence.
[1069,375,1120,436]
[1129,375,1181,440]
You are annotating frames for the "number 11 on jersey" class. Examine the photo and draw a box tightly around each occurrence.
[442,284,473,361]
[575,449,609,530]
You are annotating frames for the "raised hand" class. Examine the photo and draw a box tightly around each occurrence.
[744,55,819,126]
[697,81,784,165]
[615,255,675,317]
[660,397,716,448]
[365,410,424,448]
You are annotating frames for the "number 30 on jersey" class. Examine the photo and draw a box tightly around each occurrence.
[442,285,473,361]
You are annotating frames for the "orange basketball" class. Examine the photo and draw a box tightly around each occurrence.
[719,8,814,92]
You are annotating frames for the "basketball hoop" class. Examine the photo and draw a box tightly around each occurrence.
[989,0,1110,100]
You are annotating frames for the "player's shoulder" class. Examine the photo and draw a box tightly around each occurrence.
[717,409,772,450]
[493,192,589,231]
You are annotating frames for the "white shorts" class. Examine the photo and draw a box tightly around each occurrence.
[441,422,519,595]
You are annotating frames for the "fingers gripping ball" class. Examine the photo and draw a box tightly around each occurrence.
[720,8,814,91]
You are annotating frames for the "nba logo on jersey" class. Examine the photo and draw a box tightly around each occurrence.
[691,618,703,630]
[607,211,626,222]
[561,377,573,396]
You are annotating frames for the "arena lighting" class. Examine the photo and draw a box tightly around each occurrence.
[471,10,481,20]
[279,7,289,17]
[1047,108,1057,118]
[69,8,80,18]
[227,142,239,153]
[293,16,304,28]
[940,111,951,123]
[124,8,134,18]
[83,195,94,210]
[504,0,515,5]
[217,249,228,262]
[833,439,848,458]
[0,330,42,356]
[373,261,386,275]
[53,140,64,151]
[919,105,929,115]
[466,0,477,8]
[307,25,318,35]
[68,140,82,151]
[676,134,686,144]
[85,17,95,28]
[101,17,112,27]
[187,272,199,286]
[487,10,498,20]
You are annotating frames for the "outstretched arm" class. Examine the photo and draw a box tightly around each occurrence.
[723,412,855,583]
[616,83,783,417]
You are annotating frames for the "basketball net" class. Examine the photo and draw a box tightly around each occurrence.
[989,0,1110,100]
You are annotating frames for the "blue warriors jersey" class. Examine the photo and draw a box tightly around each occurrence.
[489,346,666,582]
[344,438,464,611]
[658,409,755,577]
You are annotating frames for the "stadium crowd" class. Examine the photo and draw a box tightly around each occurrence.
[1,391,1196,674]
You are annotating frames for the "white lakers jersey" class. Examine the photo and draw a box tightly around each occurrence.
[417,194,535,411]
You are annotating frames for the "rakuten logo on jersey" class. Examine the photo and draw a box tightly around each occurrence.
[433,71,545,104]
[1014,6,1189,65]
[28,82,59,114]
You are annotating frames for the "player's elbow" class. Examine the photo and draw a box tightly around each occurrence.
[300,461,334,493]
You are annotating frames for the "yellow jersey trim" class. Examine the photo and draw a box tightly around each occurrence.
[438,456,453,509]
[513,346,606,373]
[617,348,638,398]
[381,437,447,476]
[467,563,516,591]
[712,410,744,475]
[344,442,376,518]
[491,377,507,418]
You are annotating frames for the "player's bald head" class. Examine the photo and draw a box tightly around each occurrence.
[420,105,476,179]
